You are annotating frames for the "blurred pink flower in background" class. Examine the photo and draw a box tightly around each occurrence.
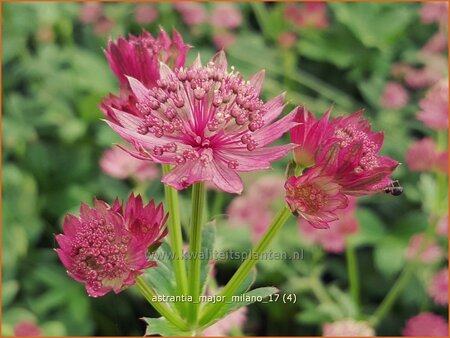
[405,234,444,264]
[173,2,207,26]
[322,319,374,336]
[14,321,42,336]
[100,145,159,181]
[406,138,447,174]
[427,268,448,305]
[213,31,236,50]
[299,198,359,253]
[417,81,449,130]
[436,215,448,237]
[79,2,102,24]
[422,32,448,54]
[278,32,297,48]
[402,312,448,336]
[94,17,114,37]
[420,2,449,25]
[380,82,409,109]
[285,2,328,29]
[248,175,285,201]
[56,195,168,297]
[210,3,242,29]
[203,307,247,336]
[405,67,441,89]
[134,3,159,25]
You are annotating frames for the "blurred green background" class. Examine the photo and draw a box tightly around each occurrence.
[2,2,448,336]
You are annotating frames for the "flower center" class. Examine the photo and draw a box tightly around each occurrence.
[288,183,326,213]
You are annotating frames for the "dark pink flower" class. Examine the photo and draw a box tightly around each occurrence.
[323,319,374,336]
[173,2,207,26]
[56,194,168,297]
[213,31,236,50]
[100,145,159,181]
[420,2,449,25]
[406,138,447,173]
[317,111,399,195]
[417,81,449,130]
[299,197,359,253]
[104,51,296,193]
[134,3,159,25]
[210,3,242,29]
[14,321,42,336]
[427,268,448,305]
[79,2,102,25]
[405,234,444,264]
[285,168,348,229]
[380,82,409,109]
[402,312,448,336]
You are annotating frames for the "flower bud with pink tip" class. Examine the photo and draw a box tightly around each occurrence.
[55,194,168,297]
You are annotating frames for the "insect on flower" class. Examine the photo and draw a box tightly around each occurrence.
[383,180,403,196]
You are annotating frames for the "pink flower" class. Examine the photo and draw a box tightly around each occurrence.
[380,82,409,109]
[79,2,102,24]
[427,268,448,305]
[203,307,247,336]
[210,3,242,29]
[173,2,207,26]
[323,319,374,336]
[437,215,448,236]
[420,2,449,25]
[94,17,114,37]
[100,145,159,181]
[402,312,448,336]
[213,31,236,50]
[56,194,168,297]
[299,197,359,253]
[14,321,42,336]
[406,138,447,173]
[278,32,297,48]
[104,51,296,193]
[422,32,448,54]
[417,81,449,130]
[284,2,328,29]
[405,67,441,89]
[134,3,159,25]
[405,234,444,264]
[285,168,348,229]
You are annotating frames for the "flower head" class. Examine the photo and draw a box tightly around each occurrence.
[104,51,296,193]
[56,194,168,297]
[285,168,348,229]
[402,312,448,336]
[427,268,448,306]
[405,233,444,264]
[210,3,242,29]
[437,215,448,237]
[173,2,207,26]
[14,321,42,337]
[417,81,449,130]
[380,82,409,109]
[299,197,359,253]
[322,319,374,336]
[420,2,449,25]
[134,3,159,25]
[406,138,447,173]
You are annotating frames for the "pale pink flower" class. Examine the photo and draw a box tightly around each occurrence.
[406,138,441,173]
[323,319,374,336]
[210,3,242,29]
[278,32,297,48]
[435,151,448,173]
[420,2,449,25]
[427,268,448,305]
[285,168,348,229]
[422,31,448,54]
[380,82,409,109]
[173,2,207,26]
[248,175,285,201]
[405,233,444,264]
[203,307,247,336]
[284,2,328,29]
[402,312,448,336]
[417,81,449,130]
[100,145,158,181]
[299,198,359,253]
[104,51,296,193]
[56,194,168,297]
[14,321,42,336]
[391,62,413,79]
[79,2,102,24]
[405,67,441,89]
[213,31,236,50]
[134,3,159,25]
[93,17,114,37]
[437,215,448,236]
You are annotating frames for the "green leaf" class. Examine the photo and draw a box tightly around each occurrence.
[374,236,406,276]
[143,317,190,336]
[350,208,386,247]
[199,221,216,296]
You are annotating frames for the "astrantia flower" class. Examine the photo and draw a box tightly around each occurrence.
[406,138,447,173]
[405,234,444,264]
[380,82,409,109]
[420,2,449,25]
[210,3,242,29]
[173,2,207,26]
[437,215,448,237]
[427,268,448,306]
[104,51,296,193]
[402,312,448,336]
[56,194,168,297]
[417,81,449,130]
[285,168,348,229]
[14,321,42,337]
[322,319,374,336]
[299,197,358,253]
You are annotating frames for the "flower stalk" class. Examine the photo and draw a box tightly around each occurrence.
[345,239,360,316]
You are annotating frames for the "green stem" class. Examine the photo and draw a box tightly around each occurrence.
[187,182,206,325]
[346,239,360,316]
[199,206,292,327]
[310,277,333,305]
[135,276,187,330]
[162,165,189,302]
[211,191,225,217]
[251,2,270,40]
